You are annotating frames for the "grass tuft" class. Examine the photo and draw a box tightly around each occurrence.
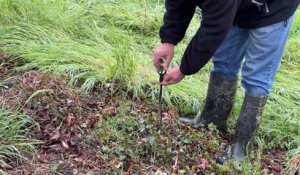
[0,109,39,169]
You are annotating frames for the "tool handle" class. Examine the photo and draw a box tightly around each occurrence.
[159,68,166,83]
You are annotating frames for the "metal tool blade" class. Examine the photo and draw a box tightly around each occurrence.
[157,69,166,130]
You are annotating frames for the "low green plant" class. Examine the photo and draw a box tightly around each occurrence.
[0,109,40,174]
[92,102,239,173]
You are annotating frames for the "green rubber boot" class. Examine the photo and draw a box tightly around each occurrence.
[216,94,268,166]
[179,73,238,133]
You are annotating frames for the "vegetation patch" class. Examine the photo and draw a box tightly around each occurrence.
[0,109,39,175]
[0,0,299,174]
[0,68,296,174]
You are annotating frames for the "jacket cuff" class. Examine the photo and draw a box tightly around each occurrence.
[161,38,180,46]
[179,61,193,75]
[179,65,190,76]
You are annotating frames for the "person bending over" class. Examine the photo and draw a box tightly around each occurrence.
[152,0,299,164]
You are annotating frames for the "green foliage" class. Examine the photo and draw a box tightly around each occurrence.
[290,10,300,37]
[50,163,65,174]
[0,109,39,168]
[259,10,300,161]
[0,0,207,111]
[0,0,299,173]
[92,102,249,173]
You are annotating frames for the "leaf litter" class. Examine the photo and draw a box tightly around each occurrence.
[0,69,291,174]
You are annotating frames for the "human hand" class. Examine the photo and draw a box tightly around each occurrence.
[160,66,185,86]
[152,43,175,71]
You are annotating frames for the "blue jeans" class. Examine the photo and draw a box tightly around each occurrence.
[212,15,295,96]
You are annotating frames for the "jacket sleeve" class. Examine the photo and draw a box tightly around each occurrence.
[180,0,240,75]
[159,0,196,45]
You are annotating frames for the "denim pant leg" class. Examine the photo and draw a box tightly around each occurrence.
[242,15,295,96]
[212,26,248,79]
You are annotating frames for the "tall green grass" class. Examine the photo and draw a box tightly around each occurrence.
[258,11,300,160]
[0,109,38,174]
[290,10,300,37]
[0,0,206,110]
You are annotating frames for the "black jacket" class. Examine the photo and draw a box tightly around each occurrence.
[160,0,299,75]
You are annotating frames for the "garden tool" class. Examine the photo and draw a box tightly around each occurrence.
[157,68,166,130]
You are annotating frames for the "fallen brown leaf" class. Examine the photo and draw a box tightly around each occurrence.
[159,135,168,141]
[49,132,61,142]
[197,158,211,171]
[102,107,117,116]
[292,155,300,164]
[0,162,13,170]
[74,157,84,163]
[90,120,99,128]
[87,101,100,108]
[66,113,75,126]
[23,169,31,175]
[287,155,300,175]
[61,140,69,150]
[271,163,282,173]
[124,163,132,175]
